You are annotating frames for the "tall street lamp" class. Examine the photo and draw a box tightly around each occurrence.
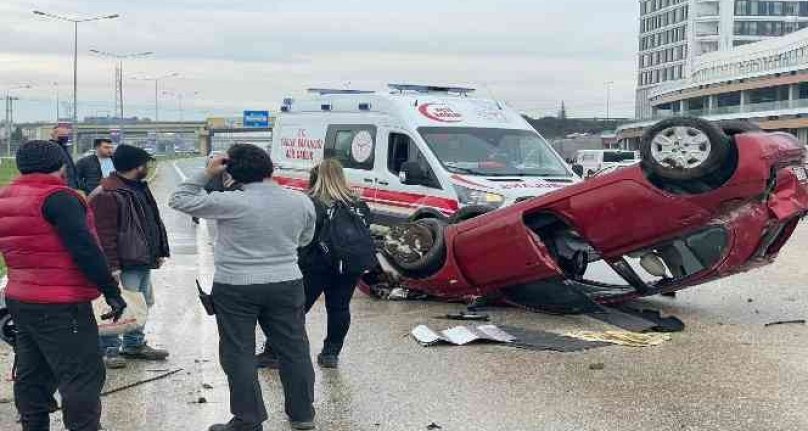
[162,90,199,121]
[89,49,153,120]
[132,73,179,122]
[605,80,615,125]
[90,50,152,143]
[33,10,120,157]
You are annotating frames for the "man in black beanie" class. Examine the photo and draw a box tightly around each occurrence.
[0,140,126,431]
[89,145,170,369]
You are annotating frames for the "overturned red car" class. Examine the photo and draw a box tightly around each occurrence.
[360,117,808,312]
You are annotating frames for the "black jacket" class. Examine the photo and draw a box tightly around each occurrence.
[75,154,103,195]
[298,197,372,272]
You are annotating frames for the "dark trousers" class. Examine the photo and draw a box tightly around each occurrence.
[262,269,359,356]
[7,300,105,431]
[213,280,315,425]
[304,269,359,355]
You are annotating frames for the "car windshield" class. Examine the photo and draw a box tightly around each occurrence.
[603,151,637,163]
[418,127,572,177]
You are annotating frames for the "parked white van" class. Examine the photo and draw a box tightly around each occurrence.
[574,149,639,177]
[271,84,579,224]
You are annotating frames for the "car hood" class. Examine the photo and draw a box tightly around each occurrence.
[450,174,578,199]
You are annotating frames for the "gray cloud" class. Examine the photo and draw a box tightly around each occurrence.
[4,0,638,121]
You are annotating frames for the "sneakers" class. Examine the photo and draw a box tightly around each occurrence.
[121,344,169,361]
[316,353,339,369]
[290,420,316,430]
[256,349,279,369]
[104,354,127,369]
[208,418,262,431]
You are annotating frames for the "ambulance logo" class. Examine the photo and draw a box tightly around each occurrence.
[418,103,463,123]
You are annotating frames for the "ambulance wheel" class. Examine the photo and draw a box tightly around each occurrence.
[451,205,495,224]
[641,117,730,182]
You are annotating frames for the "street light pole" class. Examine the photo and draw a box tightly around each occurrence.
[4,85,31,157]
[605,80,615,125]
[33,10,120,157]
[133,72,178,122]
[89,50,152,143]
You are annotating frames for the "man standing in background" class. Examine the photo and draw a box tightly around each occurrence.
[50,124,80,190]
[76,138,115,195]
[89,145,170,369]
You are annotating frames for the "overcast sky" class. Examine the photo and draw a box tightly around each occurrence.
[2,0,639,123]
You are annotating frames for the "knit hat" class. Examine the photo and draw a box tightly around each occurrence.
[16,140,66,174]
[112,145,153,172]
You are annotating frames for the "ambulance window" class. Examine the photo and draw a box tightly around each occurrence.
[388,133,411,174]
[325,125,376,170]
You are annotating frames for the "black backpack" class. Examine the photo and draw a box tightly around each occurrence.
[317,200,377,275]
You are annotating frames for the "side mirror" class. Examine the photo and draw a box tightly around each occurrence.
[572,164,584,176]
[399,161,426,185]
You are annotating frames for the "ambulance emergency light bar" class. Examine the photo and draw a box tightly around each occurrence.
[388,84,476,95]
[307,88,375,95]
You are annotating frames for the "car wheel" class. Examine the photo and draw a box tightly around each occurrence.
[450,205,495,224]
[384,218,447,278]
[641,117,730,182]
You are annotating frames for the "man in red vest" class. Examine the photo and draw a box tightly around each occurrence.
[0,141,126,431]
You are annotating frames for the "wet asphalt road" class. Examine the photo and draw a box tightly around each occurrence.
[2,158,808,431]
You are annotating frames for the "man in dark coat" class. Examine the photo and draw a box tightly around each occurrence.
[88,145,170,369]
[76,138,115,195]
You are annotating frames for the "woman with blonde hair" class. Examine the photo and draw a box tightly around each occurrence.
[257,159,374,369]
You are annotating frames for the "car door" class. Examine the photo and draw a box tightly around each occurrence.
[372,128,451,223]
[324,124,378,202]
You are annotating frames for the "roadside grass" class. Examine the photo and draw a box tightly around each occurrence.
[0,159,17,277]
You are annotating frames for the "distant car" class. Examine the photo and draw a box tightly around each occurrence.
[358,117,808,312]
[590,160,640,177]
[574,149,639,177]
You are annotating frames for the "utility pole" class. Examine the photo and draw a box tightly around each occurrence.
[606,82,613,123]
[133,72,179,122]
[89,49,151,144]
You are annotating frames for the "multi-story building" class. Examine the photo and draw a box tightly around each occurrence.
[619,26,808,148]
[637,0,808,120]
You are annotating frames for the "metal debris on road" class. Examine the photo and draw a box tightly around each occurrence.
[589,363,606,370]
[101,368,184,397]
[411,324,515,346]
[764,319,806,327]
[443,311,491,321]
[426,422,442,430]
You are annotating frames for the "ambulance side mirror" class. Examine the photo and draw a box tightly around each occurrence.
[399,161,426,186]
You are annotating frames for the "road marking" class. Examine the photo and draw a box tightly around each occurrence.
[172,161,188,182]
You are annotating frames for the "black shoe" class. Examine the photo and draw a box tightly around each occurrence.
[256,349,279,369]
[208,418,262,431]
[290,420,315,430]
[317,353,339,369]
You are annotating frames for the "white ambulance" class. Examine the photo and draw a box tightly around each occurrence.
[271,84,579,224]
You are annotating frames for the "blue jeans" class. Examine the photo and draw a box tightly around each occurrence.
[100,268,153,355]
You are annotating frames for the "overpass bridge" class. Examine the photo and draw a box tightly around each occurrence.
[22,121,273,155]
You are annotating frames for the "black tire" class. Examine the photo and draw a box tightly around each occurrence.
[387,218,447,278]
[450,205,495,224]
[640,117,730,182]
[717,120,762,136]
